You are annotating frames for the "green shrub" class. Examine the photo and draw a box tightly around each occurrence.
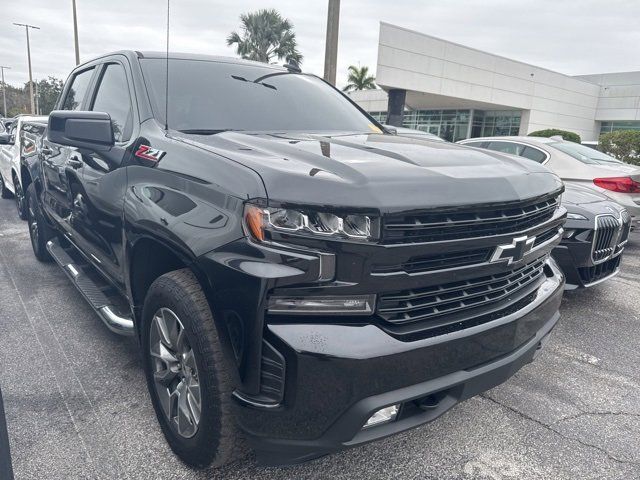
[528,129,581,143]
[599,130,640,165]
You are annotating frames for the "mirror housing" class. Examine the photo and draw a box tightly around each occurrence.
[0,133,11,145]
[48,111,114,151]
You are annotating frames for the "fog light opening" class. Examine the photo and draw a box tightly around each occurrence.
[363,404,400,429]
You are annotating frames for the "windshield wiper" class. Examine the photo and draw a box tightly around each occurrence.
[178,129,243,135]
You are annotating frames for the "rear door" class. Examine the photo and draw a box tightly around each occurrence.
[0,122,19,192]
[68,58,136,288]
[41,66,97,224]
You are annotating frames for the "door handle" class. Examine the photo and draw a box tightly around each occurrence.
[68,158,83,169]
[41,146,53,156]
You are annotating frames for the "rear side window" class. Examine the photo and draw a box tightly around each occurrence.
[521,146,547,163]
[464,141,487,148]
[91,64,133,142]
[487,141,524,156]
[61,67,94,110]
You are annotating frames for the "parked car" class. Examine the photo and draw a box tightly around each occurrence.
[458,136,640,228]
[554,184,630,289]
[383,124,446,142]
[0,115,48,218]
[24,51,566,468]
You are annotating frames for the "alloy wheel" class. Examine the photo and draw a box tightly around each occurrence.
[149,307,202,439]
[28,204,39,248]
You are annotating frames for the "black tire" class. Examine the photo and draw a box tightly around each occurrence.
[26,183,54,262]
[142,269,246,468]
[0,173,12,199]
[14,177,28,220]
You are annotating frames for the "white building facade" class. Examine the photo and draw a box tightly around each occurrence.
[349,23,640,142]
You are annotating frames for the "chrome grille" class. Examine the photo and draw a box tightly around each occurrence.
[377,256,547,325]
[592,214,625,263]
[383,194,559,244]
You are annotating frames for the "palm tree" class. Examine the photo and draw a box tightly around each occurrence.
[342,65,376,92]
[227,9,303,64]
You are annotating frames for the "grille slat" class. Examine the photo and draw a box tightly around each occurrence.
[383,195,559,244]
[378,256,547,325]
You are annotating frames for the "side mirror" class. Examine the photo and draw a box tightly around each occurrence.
[48,110,114,152]
[0,133,10,145]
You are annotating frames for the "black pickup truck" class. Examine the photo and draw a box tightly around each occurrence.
[24,51,566,468]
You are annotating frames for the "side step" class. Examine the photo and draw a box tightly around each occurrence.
[46,238,135,336]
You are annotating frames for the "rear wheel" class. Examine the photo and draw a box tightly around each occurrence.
[26,183,54,262]
[14,177,28,220]
[0,173,11,199]
[142,269,246,468]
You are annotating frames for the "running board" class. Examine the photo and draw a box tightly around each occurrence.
[46,238,135,336]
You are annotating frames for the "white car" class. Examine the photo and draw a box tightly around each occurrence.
[458,135,640,227]
[0,115,48,219]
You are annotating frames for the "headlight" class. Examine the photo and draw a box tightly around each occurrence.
[566,212,588,220]
[244,204,377,242]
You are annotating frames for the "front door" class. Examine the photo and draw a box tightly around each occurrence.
[68,60,135,289]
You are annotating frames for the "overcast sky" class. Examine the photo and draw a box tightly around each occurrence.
[1,0,639,88]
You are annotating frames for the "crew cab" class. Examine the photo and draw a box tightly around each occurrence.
[25,51,566,468]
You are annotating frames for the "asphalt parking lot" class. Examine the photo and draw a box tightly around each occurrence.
[0,199,639,480]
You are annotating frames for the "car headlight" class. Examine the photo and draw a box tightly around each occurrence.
[566,212,588,220]
[244,204,377,242]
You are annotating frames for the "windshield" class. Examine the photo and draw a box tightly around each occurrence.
[140,58,379,134]
[550,141,623,165]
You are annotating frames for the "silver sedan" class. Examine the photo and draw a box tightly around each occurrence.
[458,135,640,226]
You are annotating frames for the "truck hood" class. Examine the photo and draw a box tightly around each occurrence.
[176,132,563,212]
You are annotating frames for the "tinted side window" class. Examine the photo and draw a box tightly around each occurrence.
[91,64,133,142]
[521,146,547,163]
[487,141,524,156]
[61,68,94,110]
[464,141,487,148]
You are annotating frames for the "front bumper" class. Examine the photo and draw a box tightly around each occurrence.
[234,263,564,465]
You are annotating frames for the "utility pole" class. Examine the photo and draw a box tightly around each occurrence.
[13,23,40,114]
[34,79,39,115]
[323,0,340,86]
[72,0,80,65]
[0,66,10,117]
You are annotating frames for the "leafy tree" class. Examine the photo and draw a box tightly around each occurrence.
[342,65,376,92]
[599,130,640,165]
[36,77,64,115]
[227,9,303,64]
[528,129,581,143]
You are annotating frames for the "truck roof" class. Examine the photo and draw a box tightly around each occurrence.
[80,50,290,72]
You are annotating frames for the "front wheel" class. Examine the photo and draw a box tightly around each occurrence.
[14,179,28,220]
[26,183,54,262]
[142,269,246,468]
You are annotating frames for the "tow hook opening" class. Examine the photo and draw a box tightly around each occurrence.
[415,389,450,411]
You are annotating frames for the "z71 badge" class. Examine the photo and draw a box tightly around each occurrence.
[135,145,166,163]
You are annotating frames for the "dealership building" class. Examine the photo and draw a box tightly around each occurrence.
[349,23,640,142]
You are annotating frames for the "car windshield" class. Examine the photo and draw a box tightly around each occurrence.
[550,141,623,165]
[140,58,378,134]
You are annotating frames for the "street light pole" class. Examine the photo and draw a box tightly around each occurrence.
[0,66,10,117]
[72,0,80,65]
[323,0,340,86]
[13,23,40,114]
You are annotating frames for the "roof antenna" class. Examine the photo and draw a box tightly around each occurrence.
[164,0,170,131]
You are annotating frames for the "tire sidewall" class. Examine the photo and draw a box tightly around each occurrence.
[26,184,51,261]
[141,275,223,467]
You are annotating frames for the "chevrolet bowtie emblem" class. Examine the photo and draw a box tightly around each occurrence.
[491,235,536,265]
